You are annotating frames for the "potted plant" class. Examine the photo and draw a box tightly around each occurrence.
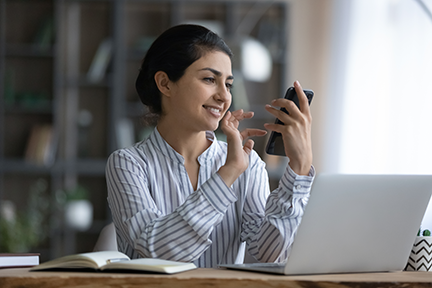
[406,229,432,271]
[0,179,49,253]
[63,185,93,232]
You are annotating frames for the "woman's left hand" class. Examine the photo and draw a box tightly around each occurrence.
[264,81,313,176]
[219,109,267,186]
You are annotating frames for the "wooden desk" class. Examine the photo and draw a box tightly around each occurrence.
[1,267,432,288]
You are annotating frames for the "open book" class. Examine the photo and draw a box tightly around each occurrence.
[30,251,197,274]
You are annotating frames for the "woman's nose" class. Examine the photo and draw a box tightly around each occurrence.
[215,84,231,103]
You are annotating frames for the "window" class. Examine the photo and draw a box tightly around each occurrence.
[335,0,432,175]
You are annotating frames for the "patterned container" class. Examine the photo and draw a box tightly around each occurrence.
[405,236,432,271]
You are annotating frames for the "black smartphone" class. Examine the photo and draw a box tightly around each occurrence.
[265,87,314,156]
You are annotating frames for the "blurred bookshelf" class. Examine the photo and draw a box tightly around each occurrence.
[0,0,289,261]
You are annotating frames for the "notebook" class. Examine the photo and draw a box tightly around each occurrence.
[219,174,432,275]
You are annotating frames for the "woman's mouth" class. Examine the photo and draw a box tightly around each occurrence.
[203,105,222,117]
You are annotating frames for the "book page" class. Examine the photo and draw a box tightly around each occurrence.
[31,251,129,270]
[78,251,130,268]
[101,258,197,274]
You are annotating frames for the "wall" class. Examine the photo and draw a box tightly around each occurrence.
[289,0,333,173]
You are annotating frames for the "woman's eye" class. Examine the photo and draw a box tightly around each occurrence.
[226,83,233,90]
[204,77,215,83]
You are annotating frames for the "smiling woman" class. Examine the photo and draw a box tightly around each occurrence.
[106,24,315,268]
[155,52,233,134]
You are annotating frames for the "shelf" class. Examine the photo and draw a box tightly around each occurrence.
[5,44,55,58]
[4,103,53,114]
[0,0,289,258]
[0,158,106,176]
[66,75,114,88]
[64,0,115,2]
[68,159,107,175]
[0,159,53,174]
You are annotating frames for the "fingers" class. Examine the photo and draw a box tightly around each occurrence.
[294,80,311,114]
[220,111,237,137]
[231,109,254,121]
[240,128,267,140]
[223,109,267,139]
[222,109,256,132]
[243,139,255,155]
[266,80,310,123]
[265,103,296,125]
[220,110,231,129]
[263,122,287,134]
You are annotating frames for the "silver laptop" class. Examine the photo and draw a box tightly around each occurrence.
[220,174,432,275]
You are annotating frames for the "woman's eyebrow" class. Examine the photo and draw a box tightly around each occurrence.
[200,67,234,80]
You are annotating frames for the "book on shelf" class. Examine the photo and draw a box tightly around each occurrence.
[30,251,197,274]
[87,38,113,83]
[33,17,54,50]
[25,124,55,166]
[0,253,40,269]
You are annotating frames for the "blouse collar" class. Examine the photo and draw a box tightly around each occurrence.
[148,128,219,165]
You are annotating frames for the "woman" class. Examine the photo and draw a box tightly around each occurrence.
[106,24,315,268]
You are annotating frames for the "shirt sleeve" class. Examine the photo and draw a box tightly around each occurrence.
[240,155,315,263]
[106,149,237,262]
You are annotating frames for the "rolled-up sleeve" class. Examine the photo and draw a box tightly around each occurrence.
[241,155,315,263]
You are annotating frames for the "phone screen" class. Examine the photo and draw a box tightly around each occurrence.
[265,87,314,156]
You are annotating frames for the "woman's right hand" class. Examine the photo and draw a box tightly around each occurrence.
[218,109,267,187]
[264,81,313,176]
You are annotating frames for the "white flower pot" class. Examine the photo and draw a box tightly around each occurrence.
[406,236,432,271]
[64,200,93,231]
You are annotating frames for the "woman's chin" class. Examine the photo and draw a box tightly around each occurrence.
[202,120,220,132]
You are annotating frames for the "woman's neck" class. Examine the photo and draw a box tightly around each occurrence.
[156,120,211,162]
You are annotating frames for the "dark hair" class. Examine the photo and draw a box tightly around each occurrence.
[135,24,233,119]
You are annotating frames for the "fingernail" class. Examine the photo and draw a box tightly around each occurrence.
[294,80,300,87]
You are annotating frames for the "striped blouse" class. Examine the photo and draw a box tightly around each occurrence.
[106,128,315,268]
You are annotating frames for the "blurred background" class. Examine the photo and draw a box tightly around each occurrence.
[1,0,432,261]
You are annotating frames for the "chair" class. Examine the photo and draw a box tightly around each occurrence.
[93,222,117,251]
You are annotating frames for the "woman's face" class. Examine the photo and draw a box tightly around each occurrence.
[166,51,233,132]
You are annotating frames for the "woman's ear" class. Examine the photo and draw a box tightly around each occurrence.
[154,71,171,97]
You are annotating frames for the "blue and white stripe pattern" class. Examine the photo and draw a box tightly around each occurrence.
[106,128,314,268]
